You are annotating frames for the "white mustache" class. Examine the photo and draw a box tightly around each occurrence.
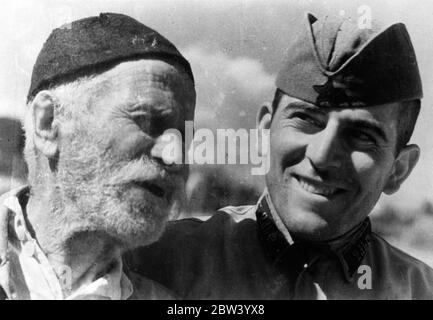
[102,155,186,221]
[105,156,167,186]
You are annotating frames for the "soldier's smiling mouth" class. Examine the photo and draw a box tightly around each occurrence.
[293,175,346,197]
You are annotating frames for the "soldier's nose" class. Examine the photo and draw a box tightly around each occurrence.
[305,122,343,170]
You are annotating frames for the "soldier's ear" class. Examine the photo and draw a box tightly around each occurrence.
[383,144,420,195]
[255,102,273,158]
[30,91,59,159]
[256,101,273,130]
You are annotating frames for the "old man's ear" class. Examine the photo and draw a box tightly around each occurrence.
[31,91,59,159]
[383,144,420,195]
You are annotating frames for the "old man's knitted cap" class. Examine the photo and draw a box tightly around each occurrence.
[276,13,422,108]
[28,13,194,102]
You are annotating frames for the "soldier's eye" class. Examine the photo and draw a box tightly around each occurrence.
[291,112,323,128]
[349,130,378,147]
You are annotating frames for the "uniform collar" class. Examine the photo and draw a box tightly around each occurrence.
[255,190,371,282]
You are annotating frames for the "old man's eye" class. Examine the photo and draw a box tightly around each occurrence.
[134,114,150,132]
[150,113,179,137]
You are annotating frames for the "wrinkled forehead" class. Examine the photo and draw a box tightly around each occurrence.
[78,59,195,112]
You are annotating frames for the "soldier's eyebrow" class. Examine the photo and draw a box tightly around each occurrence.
[346,119,388,142]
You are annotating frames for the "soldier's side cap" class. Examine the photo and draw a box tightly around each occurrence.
[276,13,423,108]
[27,13,194,102]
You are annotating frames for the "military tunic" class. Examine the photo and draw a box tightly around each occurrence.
[126,194,433,300]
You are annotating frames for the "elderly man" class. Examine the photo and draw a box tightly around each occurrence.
[0,13,195,300]
[129,13,433,299]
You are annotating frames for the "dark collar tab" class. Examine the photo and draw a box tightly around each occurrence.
[336,219,372,282]
[256,196,289,261]
[256,194,372,282]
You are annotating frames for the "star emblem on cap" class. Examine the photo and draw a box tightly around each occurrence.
[313,76,366,108]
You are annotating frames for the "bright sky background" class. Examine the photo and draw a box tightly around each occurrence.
[1,0,433,211]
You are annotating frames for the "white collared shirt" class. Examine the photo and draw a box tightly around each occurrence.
[3,194,133,300]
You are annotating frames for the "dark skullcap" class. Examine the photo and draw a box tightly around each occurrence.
[27,13,194,102]
[276,13,422,108]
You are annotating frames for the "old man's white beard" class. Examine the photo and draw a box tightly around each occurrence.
[52,128,185,251]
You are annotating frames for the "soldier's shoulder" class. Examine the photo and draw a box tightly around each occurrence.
[370,232,433,271]
[218,204,257,222]
[369,232,433,298]
[165,205,257,237]
[125,206,260,292]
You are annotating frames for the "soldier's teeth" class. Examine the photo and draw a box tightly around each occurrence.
[298,178,337,196]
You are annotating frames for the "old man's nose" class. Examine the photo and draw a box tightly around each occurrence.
[306,125,343,170]
[150,131,184,169]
